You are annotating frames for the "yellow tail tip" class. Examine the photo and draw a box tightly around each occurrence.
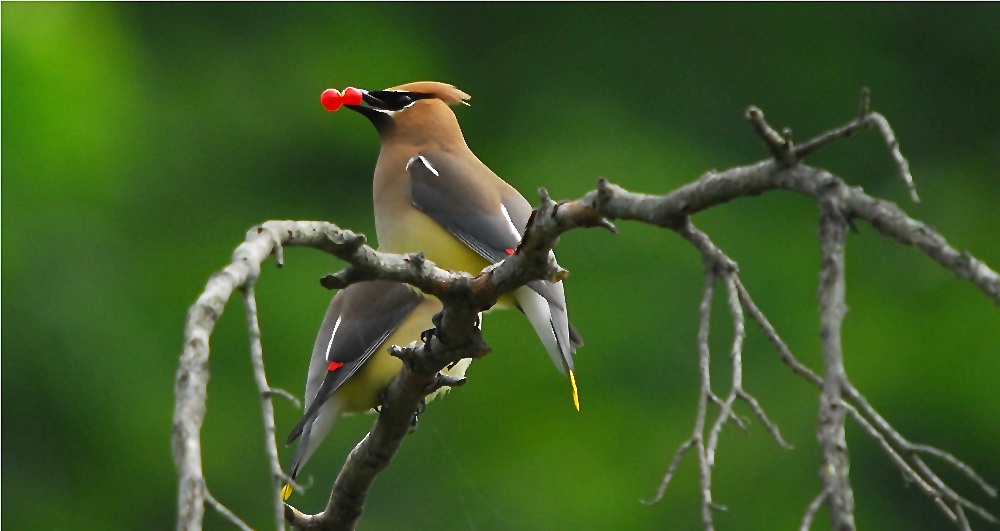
[569,370,580,411]
[281,483,292,501]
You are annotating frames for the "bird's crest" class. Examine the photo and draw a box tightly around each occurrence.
[387,81,471,106]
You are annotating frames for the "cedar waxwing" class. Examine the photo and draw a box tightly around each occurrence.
[322,81,583,409]
[283,280,471,495]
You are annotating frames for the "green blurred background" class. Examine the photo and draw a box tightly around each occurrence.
[3,4,998,530]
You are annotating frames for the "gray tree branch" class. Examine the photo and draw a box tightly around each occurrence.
[817,193,856,530]
[174,93,998,530]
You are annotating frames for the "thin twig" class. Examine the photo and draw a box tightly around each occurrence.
[840,379,997,525]
[243,286,290,531]
[746,106,794,164]
[844,406,951,519]
[786,88,919,202]
[799,489,830,531]
[695,270,718,531]
[957,506,972,531]
[867,111,919,202]
[642,438,698,505]
[736,390,791,449]
[705,274,745,468]
[741,270,1000,527]
[205,488,253,531]
[912,456,998,524]
[734,279,823,387]
[910,444,998,498]
[263,388,302,409]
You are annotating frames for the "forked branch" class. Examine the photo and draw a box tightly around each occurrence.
[174,92,997,531]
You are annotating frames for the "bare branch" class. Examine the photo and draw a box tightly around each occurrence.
[736,390,791,450]
[840,379,997,525]
[262,387,301,409]
[204,489,253,531]
[913,456,998,525]
[705,274,745,468]
[644,221,793,529]
[747,106,795,165]
[910,444,998,498]
[799,489,830,531]
[774,88,919,202]
[177,94,997,530]
[735,279,823,388]
[816,194,856,531]
[866,110,919,202]
[844,406,949,518]
[695,270,718,531]
[642,438,698,506]
[242,287,290,531]
[740,270,995,528]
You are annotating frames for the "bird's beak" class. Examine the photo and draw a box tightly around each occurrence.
[345,89,391,119]
[360,90,388,108]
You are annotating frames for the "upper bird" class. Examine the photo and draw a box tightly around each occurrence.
[324,81,583,408]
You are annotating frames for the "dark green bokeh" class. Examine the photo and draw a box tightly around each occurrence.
[3,4,998,530]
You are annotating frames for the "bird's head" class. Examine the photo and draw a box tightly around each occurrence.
[321,81,471,146]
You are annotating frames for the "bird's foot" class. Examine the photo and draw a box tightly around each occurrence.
[409,397,427,433]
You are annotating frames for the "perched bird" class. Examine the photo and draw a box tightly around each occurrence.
[322,81,582,409]
[283,280,470,496]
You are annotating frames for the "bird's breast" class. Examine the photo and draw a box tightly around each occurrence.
[376,201,492,275]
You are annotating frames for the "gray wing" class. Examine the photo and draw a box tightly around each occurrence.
[286,281,423,445]
[408,153,564,308]
[408,153,524,263]
[408,153,581,379]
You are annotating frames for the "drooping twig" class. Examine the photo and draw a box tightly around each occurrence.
[741,271,997,529]
[784,88,918,202]
[800,488,830,531]
[174,222,387,530]
[694,269,718,529]
[841,380,998,525]
[242,286,295,531]
[204,488,252,531]
[642,221,793,528]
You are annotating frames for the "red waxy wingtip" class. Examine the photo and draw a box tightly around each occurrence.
[505,248,515,255]
[321,88,343,112]
[342,87,363,106]
[327,361,345,372]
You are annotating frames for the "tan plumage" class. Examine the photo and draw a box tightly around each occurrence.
[345,81,582,409]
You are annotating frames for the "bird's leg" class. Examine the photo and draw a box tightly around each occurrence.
[374,388,390,413]
[409,397,427,433]
[420,326,436,345]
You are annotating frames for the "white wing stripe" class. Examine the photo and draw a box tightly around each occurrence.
[325,316,343,360]
[499,204,523,239]
[406,155,440,177]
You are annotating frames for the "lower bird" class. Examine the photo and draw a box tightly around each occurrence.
[283,280,470,497]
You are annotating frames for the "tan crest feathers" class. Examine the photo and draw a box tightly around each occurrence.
[387,81,471,106]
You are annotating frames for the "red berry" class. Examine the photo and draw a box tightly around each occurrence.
[342,87,363,106]
[321,88,343,112]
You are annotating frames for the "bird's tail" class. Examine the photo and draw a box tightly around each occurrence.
[283,399,343,499]
[514,284,582,410]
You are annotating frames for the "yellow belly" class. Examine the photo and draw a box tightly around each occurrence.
[378,206,490,273]
[377,207,517,307]
[334,295,469,413]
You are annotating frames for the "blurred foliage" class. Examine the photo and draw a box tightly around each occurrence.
[3,4,999,530]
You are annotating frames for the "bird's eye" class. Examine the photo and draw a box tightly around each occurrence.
[396,95,413,107]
